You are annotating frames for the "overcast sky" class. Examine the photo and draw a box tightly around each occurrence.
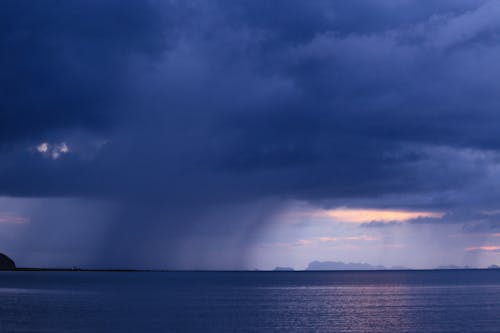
[1,0,500,269]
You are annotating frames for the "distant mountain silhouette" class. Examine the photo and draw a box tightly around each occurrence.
[0,253,16,270]
[306,261,407,271]
[273,267,294,271]
[435,265,471,270]
[488,265,499,269]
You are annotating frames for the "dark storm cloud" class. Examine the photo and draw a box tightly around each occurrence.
[2,0,500,267]
[0,0,175,142]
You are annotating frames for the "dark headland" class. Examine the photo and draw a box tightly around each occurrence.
[0,253,16,270]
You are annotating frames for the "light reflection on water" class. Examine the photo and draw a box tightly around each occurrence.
[0,271,499,332]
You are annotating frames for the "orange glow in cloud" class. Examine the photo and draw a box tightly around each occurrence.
[294,239,313,246]
[318,235,379,242]
[314,208,443,223]
[0,213,29,224]
[465,246,500,252]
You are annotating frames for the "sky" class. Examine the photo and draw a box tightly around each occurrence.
[1,0,500,269]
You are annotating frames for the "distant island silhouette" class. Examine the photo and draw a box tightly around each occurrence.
[0,253,16,270]
[273,267,295,271]
[306,261,408,271]
[301,261,500,271]
[435,265,471,270]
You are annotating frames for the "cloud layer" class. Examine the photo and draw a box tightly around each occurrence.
[2,0,500,268]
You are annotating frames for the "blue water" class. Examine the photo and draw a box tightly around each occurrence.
[0,270,499,332]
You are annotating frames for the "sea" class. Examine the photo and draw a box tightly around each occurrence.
[0,270,499,332]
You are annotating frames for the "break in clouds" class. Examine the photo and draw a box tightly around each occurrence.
[1,0,500,269]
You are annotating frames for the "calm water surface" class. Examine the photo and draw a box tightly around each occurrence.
[0,270,499,332]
